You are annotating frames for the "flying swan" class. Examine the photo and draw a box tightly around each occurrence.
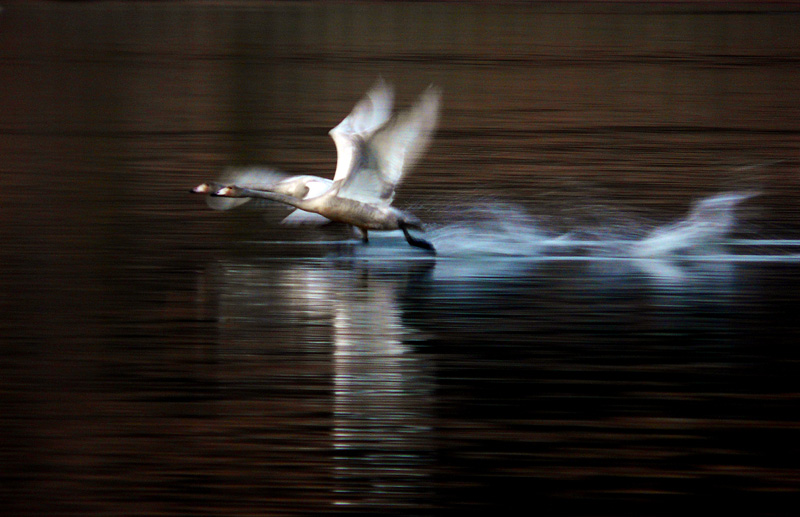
[210,80,440,253]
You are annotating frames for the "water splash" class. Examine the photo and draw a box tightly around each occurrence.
[422,192,757,260]
[403,192,771,284]
[630,192,756,258]
[426,204,552,258]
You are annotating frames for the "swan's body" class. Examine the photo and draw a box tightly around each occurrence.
[209,79,440,253]
[216,185,435,252]
[265,175,333,225]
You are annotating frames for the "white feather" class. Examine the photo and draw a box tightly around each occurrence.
[329,78,395,183]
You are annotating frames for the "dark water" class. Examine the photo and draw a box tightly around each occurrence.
[2,2,800,515]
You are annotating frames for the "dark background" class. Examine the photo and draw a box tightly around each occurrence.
[1,2,799,515]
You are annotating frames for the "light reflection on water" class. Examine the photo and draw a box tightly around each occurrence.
[198,239,795,513]
[2,1,800,515]
[214,260,436,509]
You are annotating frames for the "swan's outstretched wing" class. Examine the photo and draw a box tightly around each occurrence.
[203,167,289,210]
[336,85,441,205]
[329,78,395,183]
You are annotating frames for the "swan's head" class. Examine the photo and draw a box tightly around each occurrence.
[213,186,244,197]
[192,182,217,194]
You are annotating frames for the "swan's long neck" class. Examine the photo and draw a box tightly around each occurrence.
[229,187,316,212]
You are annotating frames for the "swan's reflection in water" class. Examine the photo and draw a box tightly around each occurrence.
[213,256,435,510]
[330,271,434,508]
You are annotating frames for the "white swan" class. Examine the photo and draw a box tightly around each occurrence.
[193,168,333,225]
[213,82,441,253]
[192,79,395,226]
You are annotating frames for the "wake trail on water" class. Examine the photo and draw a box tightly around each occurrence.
[423,191,795,262]
[425,204,551,257]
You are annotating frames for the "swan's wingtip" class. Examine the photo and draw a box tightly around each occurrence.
[423,83,443,101]
[372,75,393,93]
[415,84,443,117]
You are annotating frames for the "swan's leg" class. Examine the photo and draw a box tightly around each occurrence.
[400,225,436,254]
[353,226,369,243]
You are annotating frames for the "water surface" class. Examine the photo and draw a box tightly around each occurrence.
[1,2,799,515]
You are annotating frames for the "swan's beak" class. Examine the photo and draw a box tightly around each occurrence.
[215,186,235,197]
[192,183,212,194]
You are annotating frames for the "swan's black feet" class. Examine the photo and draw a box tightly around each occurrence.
[400,225,437,255]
